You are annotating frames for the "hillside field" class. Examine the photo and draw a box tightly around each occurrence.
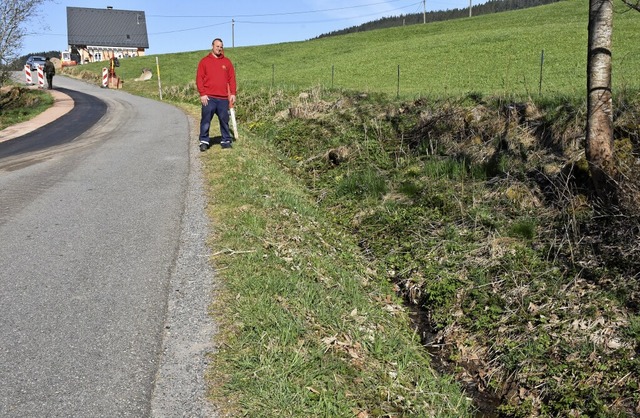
[68,0,640,100]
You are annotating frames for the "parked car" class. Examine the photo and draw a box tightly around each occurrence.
[25,56,47,71]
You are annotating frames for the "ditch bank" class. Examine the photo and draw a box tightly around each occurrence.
[251,88,640,416]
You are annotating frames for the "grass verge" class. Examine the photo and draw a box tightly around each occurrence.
[198,123,473,417]
[0,86,53,131]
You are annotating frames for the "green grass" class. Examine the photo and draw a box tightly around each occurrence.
[249,85,640,416]
[65,0,640,100]
[201,122,472,417]
[0,86,53,131]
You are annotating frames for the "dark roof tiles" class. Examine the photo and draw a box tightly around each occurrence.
[67,6,149,48]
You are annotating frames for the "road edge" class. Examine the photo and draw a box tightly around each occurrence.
[0,87,74,143]
[150,114,219,418]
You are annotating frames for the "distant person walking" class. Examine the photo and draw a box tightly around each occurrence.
[196,38,237,151]
[44,57,55,89]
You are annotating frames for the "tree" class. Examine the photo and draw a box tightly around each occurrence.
[586,0,617,206]
[587,0,640,207]
[0,0,50,86]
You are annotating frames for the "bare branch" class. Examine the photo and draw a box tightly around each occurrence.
[621,0,640,11]
[0,0,51,82]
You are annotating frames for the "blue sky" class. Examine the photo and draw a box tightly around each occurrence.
[21,0,487,56]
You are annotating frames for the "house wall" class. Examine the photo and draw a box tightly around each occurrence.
[77,46,146,64]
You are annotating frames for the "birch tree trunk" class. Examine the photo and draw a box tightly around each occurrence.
[587,0,617,205]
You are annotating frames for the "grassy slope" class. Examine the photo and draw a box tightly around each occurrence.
[61,0,640,416]
[0,87,53,131]
[202,131,471,417]
[95,0,639,100]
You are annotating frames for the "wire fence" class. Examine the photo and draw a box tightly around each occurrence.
[239,49,573,100]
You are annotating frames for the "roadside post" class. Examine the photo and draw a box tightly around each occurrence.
[37,65,44,89]
[24,65,32,85]
[156,57,163,100]
[397,65,401,99]
[102,67,108,88]
[539,49,545,96]
[332,64,334,89]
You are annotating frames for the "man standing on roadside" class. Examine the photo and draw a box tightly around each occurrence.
[196,38,237,151]
[44,57,55,89]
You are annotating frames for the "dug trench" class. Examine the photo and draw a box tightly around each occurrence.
[365,98,639,416]
[408,304,502,417]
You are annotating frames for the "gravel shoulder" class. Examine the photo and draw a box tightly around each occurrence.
[150,114,219,418]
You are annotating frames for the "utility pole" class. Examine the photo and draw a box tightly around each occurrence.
[423,0,426,24]
[469,0,472,17]
[232,19,235,48]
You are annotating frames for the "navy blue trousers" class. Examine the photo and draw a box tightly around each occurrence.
[199,97,231,146]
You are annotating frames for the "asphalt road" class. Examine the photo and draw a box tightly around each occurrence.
[0,76,217,417]
[0,87,106,159]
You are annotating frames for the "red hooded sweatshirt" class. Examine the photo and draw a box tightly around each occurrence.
[196,52,236,99]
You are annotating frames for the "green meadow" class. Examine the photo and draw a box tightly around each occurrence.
[79,0,640,100]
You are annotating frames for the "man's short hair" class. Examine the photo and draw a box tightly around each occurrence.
[212,38,223,45]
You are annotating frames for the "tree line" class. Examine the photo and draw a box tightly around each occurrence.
[315,0,564,38]
[6,50,61,71]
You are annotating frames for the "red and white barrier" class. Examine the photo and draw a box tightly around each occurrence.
[102,67,108,88]
[24,65,32,84]
[37,65,44,88]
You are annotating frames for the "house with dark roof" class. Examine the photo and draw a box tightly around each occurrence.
[66,6,149,64]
